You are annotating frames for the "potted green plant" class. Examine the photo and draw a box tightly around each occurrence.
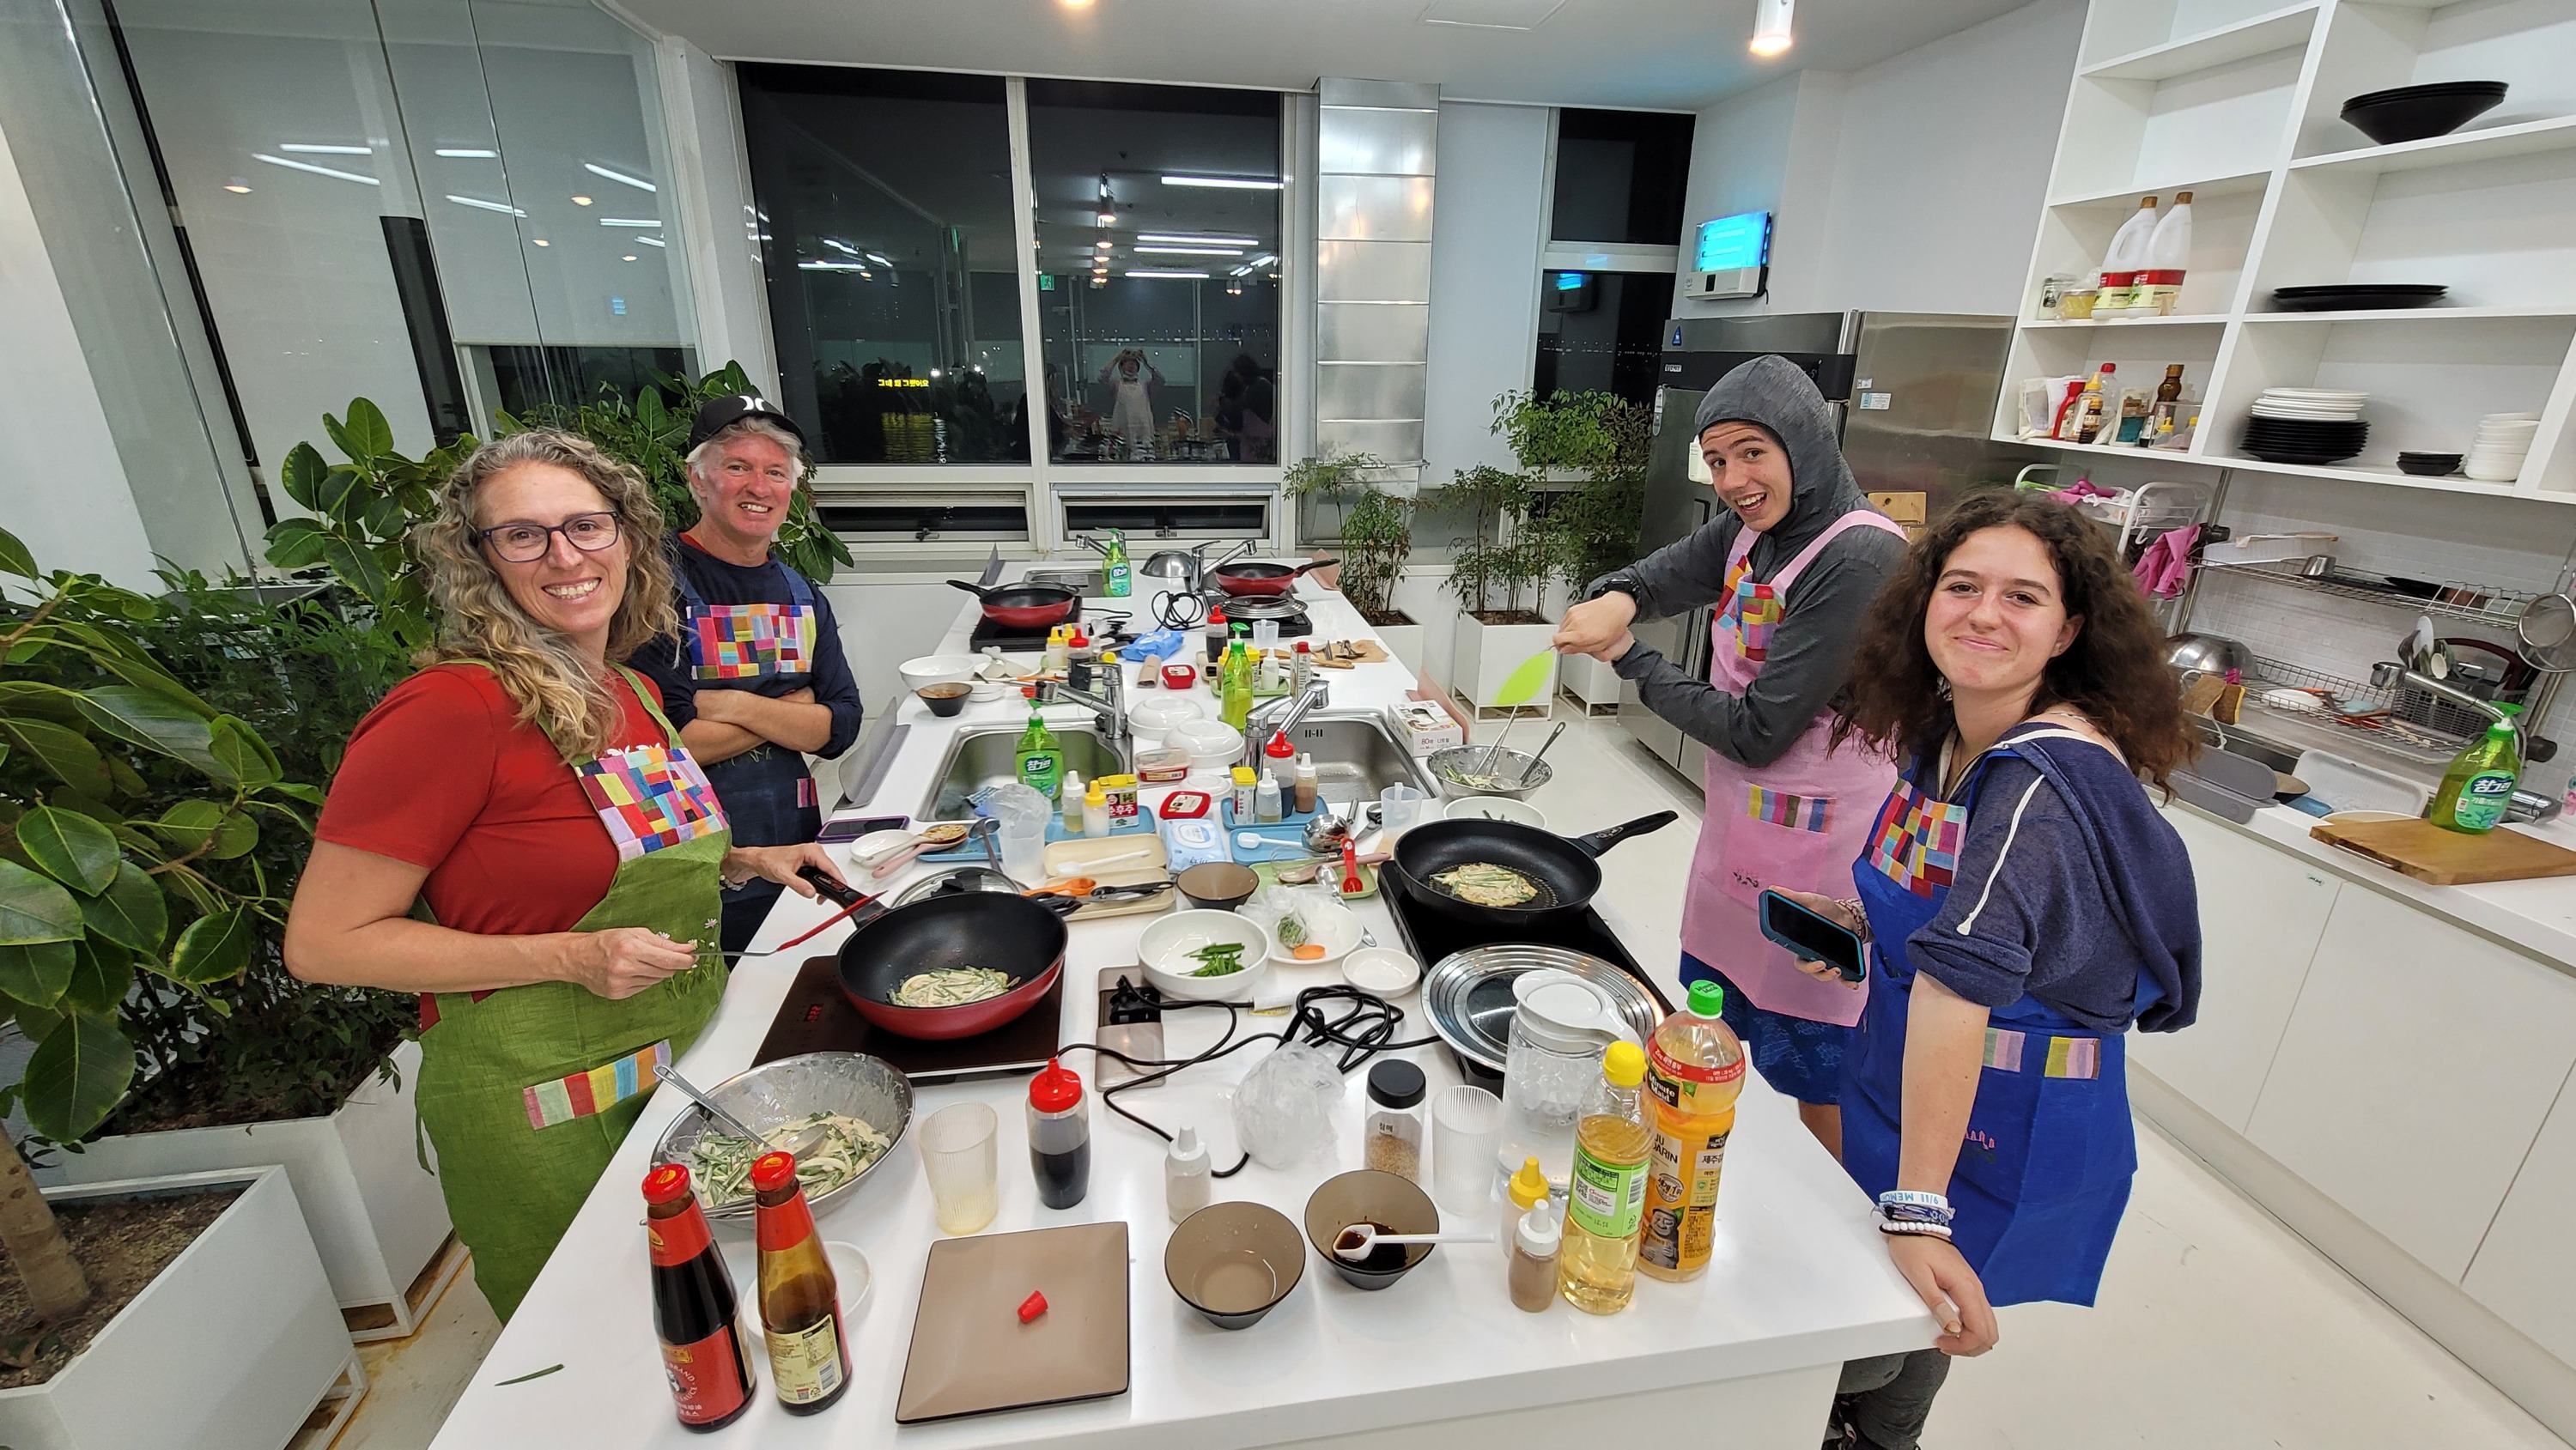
[1492,390,1652,710]
[1431,464,1561,713]
[0,533,353,1446]
[1282,453,1424,667]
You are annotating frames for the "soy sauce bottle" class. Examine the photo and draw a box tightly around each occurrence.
[752,1151,850,1414]
[643,1164,754,1432]
[1028,1057,1091,1210]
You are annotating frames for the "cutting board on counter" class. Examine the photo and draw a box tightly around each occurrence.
[2309,816,2576,885]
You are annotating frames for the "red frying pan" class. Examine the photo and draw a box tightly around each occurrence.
[1212,559,1338,598]
[949,579,1079,631]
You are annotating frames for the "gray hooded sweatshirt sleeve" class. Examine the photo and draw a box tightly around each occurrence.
[1586,355,1906,770]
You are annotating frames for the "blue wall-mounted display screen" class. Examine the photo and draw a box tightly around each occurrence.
[1694,211,1771,271]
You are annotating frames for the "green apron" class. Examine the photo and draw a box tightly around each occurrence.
[414,666,732,1321]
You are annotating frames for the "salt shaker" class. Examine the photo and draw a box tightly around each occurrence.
[1364,1060,1427,1183]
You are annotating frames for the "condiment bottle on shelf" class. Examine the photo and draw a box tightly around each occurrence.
[1510,1198,1563,1313]
[751,1151,850,1415]
[1265,730,1297,792]
[1166,1124,1212,1222]
[1636,980,1747,1283]
[1028,1057,1091,1210]
[1504,1155,1552,1248]
[1293,753,1320,816]
[2074,363,2117,444]
[1364,1059,1427,1182]
[1559,1040,1653,1314]
[644,1164,755,1433]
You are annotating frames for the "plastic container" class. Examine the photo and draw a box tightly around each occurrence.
[1293,754,1319,816]
[2096,194,2157,311]
[1636,980,1747,1283]
[1231,767,1259,822]
[1291,640,1315,695]
[1255,775,1283,824]
[2136,191,2192,314]
[1510,1199,1561,1313]
[1205,606,1230,664]
[1504,1155,1552,1247]
[1265,730,1297,790]
[1014,689,1062,802]
[1083,786,1110,839]
[1165,1125,1211,1223]
[1364,1060,1427,1183]
[1027,1058,1091,1210]
[1060,771,1084,833]
[1220,640,1255,730]
[1138,747,1192,784]
[1558,1040,1651,1314]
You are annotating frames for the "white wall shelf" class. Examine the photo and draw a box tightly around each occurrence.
[2244,306,2576,323]
[2024,314,2231,329]
[2049,168,2272,208]
[2078,3,2322,83]
[2291,113,2576,176]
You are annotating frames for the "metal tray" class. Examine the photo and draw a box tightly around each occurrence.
[1420,943,1662,1076]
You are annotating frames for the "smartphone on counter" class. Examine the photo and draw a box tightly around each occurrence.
[817,814,908,844]
[1758,889,1868,982]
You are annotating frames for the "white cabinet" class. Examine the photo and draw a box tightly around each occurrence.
[2464,1067,2576,1363]
[2136,808,2340,1131]
[2246,888,2576,1280]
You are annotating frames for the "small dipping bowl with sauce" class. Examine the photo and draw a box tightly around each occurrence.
[1303,1170,1438,1290]
[916,683,972,718]
[1166,1201,1304,1329]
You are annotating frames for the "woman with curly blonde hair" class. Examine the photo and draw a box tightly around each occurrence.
[285,427,846,1320]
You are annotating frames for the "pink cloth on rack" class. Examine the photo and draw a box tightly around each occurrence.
[2133,525,2199,599]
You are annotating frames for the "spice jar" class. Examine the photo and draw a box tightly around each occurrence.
[1364,1059,1427,1182]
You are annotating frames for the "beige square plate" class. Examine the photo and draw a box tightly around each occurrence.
[894,1221,1131,1423]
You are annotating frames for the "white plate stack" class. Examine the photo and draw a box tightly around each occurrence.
[2248,386,2369,420]
[2466,413,2540,482]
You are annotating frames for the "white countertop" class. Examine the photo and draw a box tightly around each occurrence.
[428,572,1929,1449]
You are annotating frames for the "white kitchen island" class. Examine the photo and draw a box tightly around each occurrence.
[427,573,1930,1450]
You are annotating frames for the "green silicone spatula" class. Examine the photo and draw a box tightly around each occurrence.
[1473,648,1558,775]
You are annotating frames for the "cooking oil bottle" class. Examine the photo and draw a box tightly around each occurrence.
[1637,980,1747,1283]
[1559,1040,1653,1314]
[2429,703,2523,834]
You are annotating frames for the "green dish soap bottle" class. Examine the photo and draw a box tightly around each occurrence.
[1219,628,1255,730]
[2428,703,2522,834]
[1103,528,1132,598]
[1014,688,1063,803]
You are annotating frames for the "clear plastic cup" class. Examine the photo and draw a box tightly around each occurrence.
[999,816,1048,883]
[919,1101,999,1235]
[1431,1083,1504,1216]
[1378,783,1424,841]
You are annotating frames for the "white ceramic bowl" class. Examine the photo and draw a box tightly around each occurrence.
[1129,695,1206,744]
[1341,946,1421,997]
[899,654,981,694]
[1171,718,1246,767]
[1439,794,1548,829]
[1139,910,1278,1002]
[1271,900,1363,968]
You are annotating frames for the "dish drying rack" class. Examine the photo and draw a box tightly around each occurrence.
[2205,562,2538,632]
[2075,481,2215,631]
[2243,657,2478,766]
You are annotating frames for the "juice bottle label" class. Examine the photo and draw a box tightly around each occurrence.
[1647,1037,1744,1118]
[765,1313,847,1404]
[1637,1120,1731,1274]
[2456,771,2514,832]
[1569,1144,1649,1241]
[662,1325,748,1425]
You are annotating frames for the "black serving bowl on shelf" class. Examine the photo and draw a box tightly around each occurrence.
[2340,81,2506,146]
[2397,452,2464,477]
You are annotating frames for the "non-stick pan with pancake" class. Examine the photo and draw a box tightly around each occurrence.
[803,868,1077,1040]
[1383,811,1675,931]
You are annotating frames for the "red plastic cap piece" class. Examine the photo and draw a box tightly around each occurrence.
[1208,607,1226,623]
[1266,731,1292,756]
[1018,1290,1048,1323]
[642,1163,693,1204]
[1028,1056,1084,1113]
[750,1151,799,1193]
[1070,630,1089,646]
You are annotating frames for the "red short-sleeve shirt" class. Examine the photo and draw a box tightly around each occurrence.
[315,664,670,936]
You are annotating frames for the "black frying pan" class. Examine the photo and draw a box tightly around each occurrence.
[948,579,1079,631]
[1384,812,1676,931]
[801,868,1078,1040]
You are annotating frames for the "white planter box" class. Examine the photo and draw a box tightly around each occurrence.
[63,1040,451,1339]
[1449,612,1560,715]
[0,1167,355,1450]
[1560,651,1626,712]
[1375,617,1426,674]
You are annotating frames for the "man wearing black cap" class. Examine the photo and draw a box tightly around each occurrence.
[629,394,862,953]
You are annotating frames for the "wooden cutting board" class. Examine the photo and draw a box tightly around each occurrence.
[2309,816,2576,885]
[1312,640,1389,668]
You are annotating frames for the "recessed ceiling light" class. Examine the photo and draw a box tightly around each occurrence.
[252,153,379,185]
[1160,175,1280,190]
[223,181,251,193]
[1097,210,1116,226]
[1095,239,1114,248]
[1750,0,1793,56]
[622,254,639,262]
[582,162,657,193]
[434,148,498,159]
[571,195,593,206]
[1060,0,1094,8]
[532,238,549,246]
[278,143,371,155]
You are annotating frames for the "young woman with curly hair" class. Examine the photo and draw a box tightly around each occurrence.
[1780,491,2205,1450]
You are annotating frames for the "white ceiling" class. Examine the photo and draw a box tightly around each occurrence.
[615,0,2038,112]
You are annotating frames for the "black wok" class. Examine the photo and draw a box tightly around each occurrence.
[948,578,1079,631]
[1384,811,1675,931]
[802,868,1077,1040]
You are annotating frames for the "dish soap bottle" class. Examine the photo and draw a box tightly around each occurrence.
[1219,638,1255,730]
[1015,689,1063,803]
[1558,1040,1653,1315]
[2429,706,2523,834]
[1103,527,1132,598]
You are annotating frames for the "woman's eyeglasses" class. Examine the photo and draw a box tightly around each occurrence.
[477,512,621,563]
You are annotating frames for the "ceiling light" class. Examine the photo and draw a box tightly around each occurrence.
[798,259,866,271]
[1091,276,1107,287]
[635,235,665,247]
[865,252,892,267]
[583,162,657,193]
[1061,0,1094,8]
[1138,233,1259,247]
[823,238,862,255]
[1097,210,1116,226]
[1126,269,1209,278]
[278,143,371,155]
[598,217,661,228]
[531,238,549,246]
[434,148,498,159]
[622,254,639,262]
[1248,253,1279,268]
[1750,0,1793,56]
[223,180,251,193]
[1095,238,1114,249]
[252,152,379,185]
[447,193,526,216]
[1160,174,1281,190]
[571,195,593,206]
[1136,246,1244,256]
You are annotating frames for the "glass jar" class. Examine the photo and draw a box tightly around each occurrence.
[1497,971,1625,1195]
[1364,1059,1427,1183]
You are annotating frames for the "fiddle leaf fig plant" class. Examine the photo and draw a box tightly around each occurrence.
[261,397,470,652]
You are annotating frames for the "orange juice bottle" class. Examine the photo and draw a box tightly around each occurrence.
[1637,980,1747,1283]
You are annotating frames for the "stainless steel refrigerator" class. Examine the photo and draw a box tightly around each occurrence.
[1617,310,2016,780]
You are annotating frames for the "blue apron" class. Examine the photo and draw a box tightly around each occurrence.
[1840,725,2145,1308]
[677,560,823,947]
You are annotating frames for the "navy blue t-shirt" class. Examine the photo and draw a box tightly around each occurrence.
[626,534,864,759]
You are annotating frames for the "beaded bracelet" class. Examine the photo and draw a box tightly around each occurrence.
[1879,1218,1953,1240]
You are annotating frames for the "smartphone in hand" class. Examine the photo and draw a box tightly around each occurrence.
[1758,889,1867,982]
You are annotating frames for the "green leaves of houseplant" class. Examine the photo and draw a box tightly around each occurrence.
[1283,452,1415,625]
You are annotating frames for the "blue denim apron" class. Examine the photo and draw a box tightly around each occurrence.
[677,561,823,948]
[1840,727,2143,1307]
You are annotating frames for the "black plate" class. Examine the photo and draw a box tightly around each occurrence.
[2242,448,2366,464]
[2342,82,2507,146]
[2270,284,2447,312]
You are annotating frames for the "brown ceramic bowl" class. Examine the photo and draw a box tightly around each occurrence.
[1303,1170,1438,1290]
[1176,861,1260,912]
[917,683,971,718]
[1164,1201,1304,1329]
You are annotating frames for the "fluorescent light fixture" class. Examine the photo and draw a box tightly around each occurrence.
[1138,233,1260,246]
[1228,264,1254,276]
[278,143,371,155]
[865,252,893,267]
[798,259,867,271]
[598,217,661,228]
[635,235,665,247]
[1160,174,1281,190]
[1135,245,1243,256]
[1248,253,1279,267]
[1750,0,1793,55]
[434,148,498,159]
[447,193,526,216]
[582,162,657,193]
[1126,269,1209,278]
[823,238,862,255]
[252,152,380,185]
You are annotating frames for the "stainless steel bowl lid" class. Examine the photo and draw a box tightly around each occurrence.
[1421,944,1660,1074]
[893,867,1021,907]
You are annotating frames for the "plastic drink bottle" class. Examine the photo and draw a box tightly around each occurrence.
[1636,980,1747,1282]
[1558,1040,1653,1314]
[2429,706,2523,834]
[2138,191,2193,314]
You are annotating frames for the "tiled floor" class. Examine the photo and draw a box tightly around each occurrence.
[325,712,2567,1449]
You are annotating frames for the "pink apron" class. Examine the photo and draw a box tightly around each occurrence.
[1679,509,1906,1028]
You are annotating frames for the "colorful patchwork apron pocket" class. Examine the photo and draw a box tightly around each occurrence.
[1723,562,1784,662]
[523,1040,671,1130]
[579,743,729,859]
[1982,1028,2101,1079]
[1865,779,1968,898]
[1746,785,1831,833]
[687,603,817,680]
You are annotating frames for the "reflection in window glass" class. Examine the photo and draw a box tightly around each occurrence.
[1534,271,1671,406]
[1550,109,1695,246]
[738,66,1025,465]
[1027,81,1280,465]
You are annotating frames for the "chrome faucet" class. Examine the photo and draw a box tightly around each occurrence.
[1242,680,1329,768]
[1041,654,1129,752]
[2368,661,2512,731]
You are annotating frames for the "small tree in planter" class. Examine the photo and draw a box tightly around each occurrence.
[1429,464,1565,711]
[1283,452,1418,623]
[1495,390,1654,708]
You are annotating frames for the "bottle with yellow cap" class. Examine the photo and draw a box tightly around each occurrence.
[1559,1039,1654,1313]
[1502,1154,1552,1247]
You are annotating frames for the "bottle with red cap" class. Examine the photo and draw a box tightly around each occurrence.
[642,1164,754,1433]
[1263,729,1297,793]
[1027,1057,1091,1210]
[752,1150,849,1415]
[1204,604,1230,664]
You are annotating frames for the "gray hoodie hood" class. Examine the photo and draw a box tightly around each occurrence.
[1692,354,1873,566]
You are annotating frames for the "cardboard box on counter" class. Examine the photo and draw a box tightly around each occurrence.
[1869,491,1928,525]
[1388,698,1464,755]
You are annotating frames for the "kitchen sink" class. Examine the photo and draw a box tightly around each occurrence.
[2194,722,2302,777]
[921,725,1128,819]
[1266,712,1437,809]
[1023,566,1103,595]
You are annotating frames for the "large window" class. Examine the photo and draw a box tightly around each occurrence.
[1026,81,1282,465]
[737,67,1026,465]
[1550,108,1695,246]
[1535,271,1674,405]
[1533,108,1697,407]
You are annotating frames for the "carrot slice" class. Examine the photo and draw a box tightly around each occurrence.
[1292,943,1326,961]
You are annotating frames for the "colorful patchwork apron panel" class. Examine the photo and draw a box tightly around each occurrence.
[1746,784,1831,833]
[522,1039,671,1130]
[578,743,730,859]
[687,603,817,680]
[1865,779,1969,897]
[1719,558,1785,662]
